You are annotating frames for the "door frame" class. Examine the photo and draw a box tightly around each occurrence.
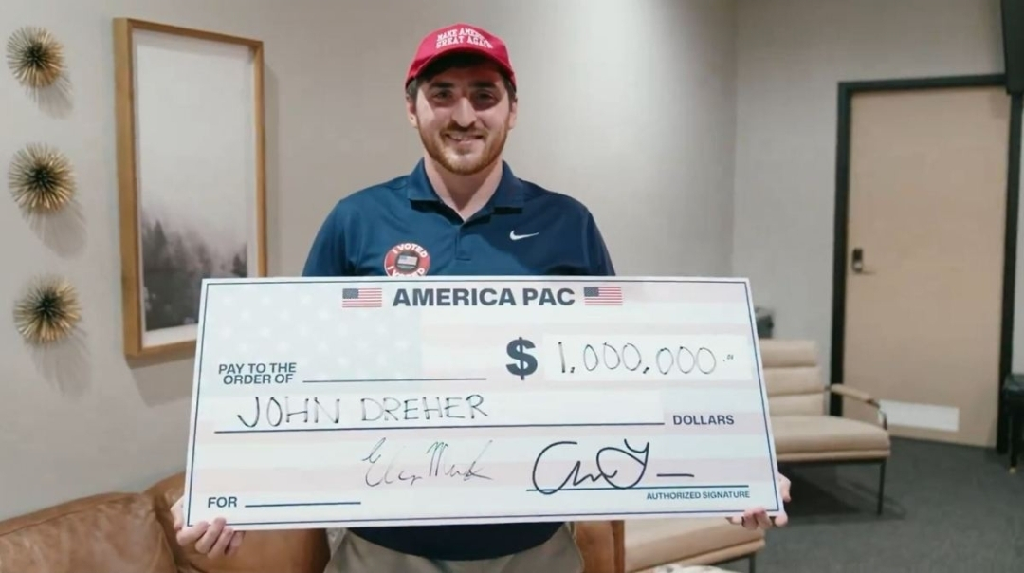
[830,74,1024,452]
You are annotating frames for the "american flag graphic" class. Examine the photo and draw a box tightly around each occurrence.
[583,286,624,306]
[341,287,383,308]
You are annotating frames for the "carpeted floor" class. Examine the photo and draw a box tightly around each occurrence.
[716,437,1024,573]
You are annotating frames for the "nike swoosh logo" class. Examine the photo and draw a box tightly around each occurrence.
[509,231,540,241]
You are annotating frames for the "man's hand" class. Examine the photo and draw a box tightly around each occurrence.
[172,496,245,558]
[727,472,791,529]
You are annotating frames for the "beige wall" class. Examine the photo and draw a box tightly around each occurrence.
[0,0,738,519]
[732,0,1008,381]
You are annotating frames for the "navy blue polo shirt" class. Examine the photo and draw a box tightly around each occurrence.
[301,158,615,561]
[302,158,614,279]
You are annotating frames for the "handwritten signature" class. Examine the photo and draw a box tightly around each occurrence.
[361,437,493,487]
[530,439,652,495]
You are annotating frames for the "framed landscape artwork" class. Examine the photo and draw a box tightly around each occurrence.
[113,18,266,360]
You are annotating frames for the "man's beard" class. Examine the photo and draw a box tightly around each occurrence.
[419,122,507,176]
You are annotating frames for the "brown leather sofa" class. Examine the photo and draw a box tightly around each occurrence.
[0,471,624,573]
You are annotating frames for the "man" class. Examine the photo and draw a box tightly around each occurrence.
[172,22,791,572]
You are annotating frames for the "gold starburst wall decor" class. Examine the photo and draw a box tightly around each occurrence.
[13,276,82,345]
[9,143,76,213]
[6,27,65,88]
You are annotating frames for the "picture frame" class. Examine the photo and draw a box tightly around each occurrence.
[113,18,266,361]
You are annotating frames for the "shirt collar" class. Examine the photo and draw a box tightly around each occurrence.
[406,158,524,210]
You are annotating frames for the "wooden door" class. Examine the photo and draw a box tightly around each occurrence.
[842,84,1011,447]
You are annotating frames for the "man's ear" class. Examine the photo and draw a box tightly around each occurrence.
[406,95,418,129]
[507,98,518,130]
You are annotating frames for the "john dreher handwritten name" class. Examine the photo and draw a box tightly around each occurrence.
[234,394,488,429]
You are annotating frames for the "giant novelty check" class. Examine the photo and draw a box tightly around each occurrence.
[182,277,783,529]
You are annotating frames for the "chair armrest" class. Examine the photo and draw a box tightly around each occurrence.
[830,384,878,405]
[829,384,887,429]
[573,520,625,573]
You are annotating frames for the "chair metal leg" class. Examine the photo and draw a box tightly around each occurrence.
[877,460,887,515]
[1011,412,1019,473]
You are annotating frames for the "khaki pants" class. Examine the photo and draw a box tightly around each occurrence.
[324,525,583,573]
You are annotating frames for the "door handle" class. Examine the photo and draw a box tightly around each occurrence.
[851,248,873,274]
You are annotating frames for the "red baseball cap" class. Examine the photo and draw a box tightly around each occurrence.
[406,23,516,88]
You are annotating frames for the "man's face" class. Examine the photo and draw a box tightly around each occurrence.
[408,62,517,176]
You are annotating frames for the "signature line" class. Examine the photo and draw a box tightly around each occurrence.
[215,422,665,435]
[303,377,485,383]
[245,501,362,508]
[526,484,749,492]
